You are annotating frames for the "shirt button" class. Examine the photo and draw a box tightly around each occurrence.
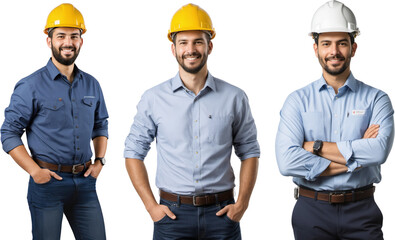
[53,106,57,109]
[77,147,80,150]
[196,165,199,168]
[334,130,338,134]
[74,116,78,119]
[195,136,198,139]
[195,180,199,183]
[76,136,79,139]
[196,151,198,154]
[72,99,75,102]
[75,125,79,128]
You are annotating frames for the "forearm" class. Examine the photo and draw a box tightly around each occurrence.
[319,161,348,177]
[9,145,40,176]
[93,136,107,158]
[125,158,158,210]
[304,141,346,164]
[236,157,259,208]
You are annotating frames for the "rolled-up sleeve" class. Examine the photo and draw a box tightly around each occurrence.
[1,80,34,153]
[232,91,260,161]
[275,94,330,181]
[124,90,157,161]
[337,92,394,171]
[92,84,109,139]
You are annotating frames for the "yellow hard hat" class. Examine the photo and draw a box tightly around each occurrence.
[168,3,215,42]
[44,3,86,35]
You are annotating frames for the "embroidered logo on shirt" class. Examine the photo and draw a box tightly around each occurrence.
[351,110,365,116]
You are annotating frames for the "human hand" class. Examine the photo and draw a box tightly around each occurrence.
[148,204,176,222]
[84,161,103,178]
[363,124,379,139]
[215,202,247,222]
[31,168,62,184]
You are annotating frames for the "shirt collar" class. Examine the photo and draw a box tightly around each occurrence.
[45,58,82,82]
[171,72,217,93]
[316,72,357,92]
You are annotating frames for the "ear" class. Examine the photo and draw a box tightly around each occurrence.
[313,43,318,57]
[46,37,52,48]
[351,42,357,57]
[80,37,84,48]
[171,43,176,57]
[208,41,213,55]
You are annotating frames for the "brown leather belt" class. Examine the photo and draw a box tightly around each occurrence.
[35,158,91,174]
[160,189,234,206]
[297,185,375,204]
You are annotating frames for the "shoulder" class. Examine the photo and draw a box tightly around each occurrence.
[213,77,247,98]
[14,66,48,90]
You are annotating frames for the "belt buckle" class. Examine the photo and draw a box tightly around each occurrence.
[329,192,346,204]
[193,196,199,206]
[71,164,79,174]
[294,187,299,200]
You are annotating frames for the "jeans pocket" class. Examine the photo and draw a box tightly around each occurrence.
[224,215,239,224]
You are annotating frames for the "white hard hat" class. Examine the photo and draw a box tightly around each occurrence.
[309,0,359,36]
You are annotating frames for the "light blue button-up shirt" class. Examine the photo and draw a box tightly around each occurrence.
[124,72,260,195]
[276,73,394,191]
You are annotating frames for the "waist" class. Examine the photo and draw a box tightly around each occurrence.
[34,158,91,174]
[160,189,234,207]
[296,184,375,204]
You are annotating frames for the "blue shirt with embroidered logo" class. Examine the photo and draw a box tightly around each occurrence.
[124,72,260,195]
[276,73,394,191]
[1,59,109,165]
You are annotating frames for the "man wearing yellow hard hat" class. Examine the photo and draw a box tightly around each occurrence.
[275,1,393,239]
[124,3,260,239]
[1,3,108,239]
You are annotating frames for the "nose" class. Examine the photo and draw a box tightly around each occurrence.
[185,42,197,54]
[329,44,340,55]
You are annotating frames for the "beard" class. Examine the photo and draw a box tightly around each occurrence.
[51,43,80,66]
[318,53,351,76]
[176,51,208,74]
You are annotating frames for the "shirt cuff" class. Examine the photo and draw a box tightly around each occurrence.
[305,157,331,181]
[92,129,108,140]
[336,141,357,171]
[2,137,24,153]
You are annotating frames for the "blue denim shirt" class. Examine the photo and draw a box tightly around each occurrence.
[1,59,109,165]
[124,72,260,195]
[276,73,394,191]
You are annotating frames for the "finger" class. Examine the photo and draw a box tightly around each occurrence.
[163,206,176,220]
[84,166,93,177]
[216,206,229,216]
[50,171,63,180]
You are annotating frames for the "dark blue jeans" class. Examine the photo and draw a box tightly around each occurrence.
[27,171,106,240]
[292,196,383,240]
[153,198,241,240]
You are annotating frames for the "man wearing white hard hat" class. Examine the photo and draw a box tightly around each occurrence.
[275,1,394,239]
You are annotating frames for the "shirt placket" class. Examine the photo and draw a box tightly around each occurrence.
[70,80,81,164]
[192,96,202,193]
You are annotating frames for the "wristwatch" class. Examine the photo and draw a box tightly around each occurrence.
[313,140,323,155]
[94,157,106,166]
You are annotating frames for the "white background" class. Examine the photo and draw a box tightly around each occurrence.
[1,0,394,239]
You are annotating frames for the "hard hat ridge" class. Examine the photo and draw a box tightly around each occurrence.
[309,0,359,37]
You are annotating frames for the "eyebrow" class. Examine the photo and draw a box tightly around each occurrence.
[320,38,349,43]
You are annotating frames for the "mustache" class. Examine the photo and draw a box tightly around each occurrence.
[182,52,201,59]
[325,55,345,61]
[60,46,76,51]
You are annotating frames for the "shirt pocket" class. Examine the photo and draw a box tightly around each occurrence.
[344,109,371,138]
[208,115,233,145]
[301,112,324,140]
[42,100,66,129]
[81,97,96,123]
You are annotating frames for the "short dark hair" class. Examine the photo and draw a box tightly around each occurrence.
[313,32,356,45]
[172,31,211,45]
[47,28,82,38]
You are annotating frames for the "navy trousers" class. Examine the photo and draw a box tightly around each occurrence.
[292,195,383,240]
[27,172,106,240]
[153,198,241,240]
